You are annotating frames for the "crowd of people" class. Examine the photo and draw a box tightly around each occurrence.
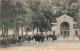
[1,32,80,47]
[0,33,57,47]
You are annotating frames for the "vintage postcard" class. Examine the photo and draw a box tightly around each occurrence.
[0,0,80,51]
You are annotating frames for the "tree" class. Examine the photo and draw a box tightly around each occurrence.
[26,0,55,33]
[1,0,16,37]
[1,0,27,37]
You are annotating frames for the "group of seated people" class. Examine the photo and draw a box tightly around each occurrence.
[0,35,26,47]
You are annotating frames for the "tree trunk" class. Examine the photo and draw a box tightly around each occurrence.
[26,27,28,36]
[16,25,19,36]
[3,26,9,37]
[2,27,4,36]
[46,25,48,33]
[1,24,4,37]
[33,29,34,34]
[40,27,42,33]
[6,26,8,36]
[32,25,34,34]
[37,27,38,32]
[46,29,48,33]
[26,30,28,36]
[4,26,7,37]
[21,27,23,35]
[14,24,19,36]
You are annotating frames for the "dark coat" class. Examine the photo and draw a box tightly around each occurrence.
[32,34,45,42]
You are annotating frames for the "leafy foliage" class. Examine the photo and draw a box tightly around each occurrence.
[1,0,80,36]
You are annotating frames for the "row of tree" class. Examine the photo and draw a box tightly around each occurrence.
[1,0,28,37]
[0,0,80,37]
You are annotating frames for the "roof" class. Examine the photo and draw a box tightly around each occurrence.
[56,14,74,20]
[51,23,57,26]
[51,23,57,24]
[73,21,77,24]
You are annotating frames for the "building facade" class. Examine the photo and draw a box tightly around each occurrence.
[52,14,79,37]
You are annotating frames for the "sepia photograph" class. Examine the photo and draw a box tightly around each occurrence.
[0,0,80,51]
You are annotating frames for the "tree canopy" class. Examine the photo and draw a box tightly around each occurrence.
[1,0,80,36]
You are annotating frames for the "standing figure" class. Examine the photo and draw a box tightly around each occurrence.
[41,33,45,42]
[18,36,23,45]
[27,35,31,42]
[78,34,80,41]
[32,33,41,47]
[47,35,48,40]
